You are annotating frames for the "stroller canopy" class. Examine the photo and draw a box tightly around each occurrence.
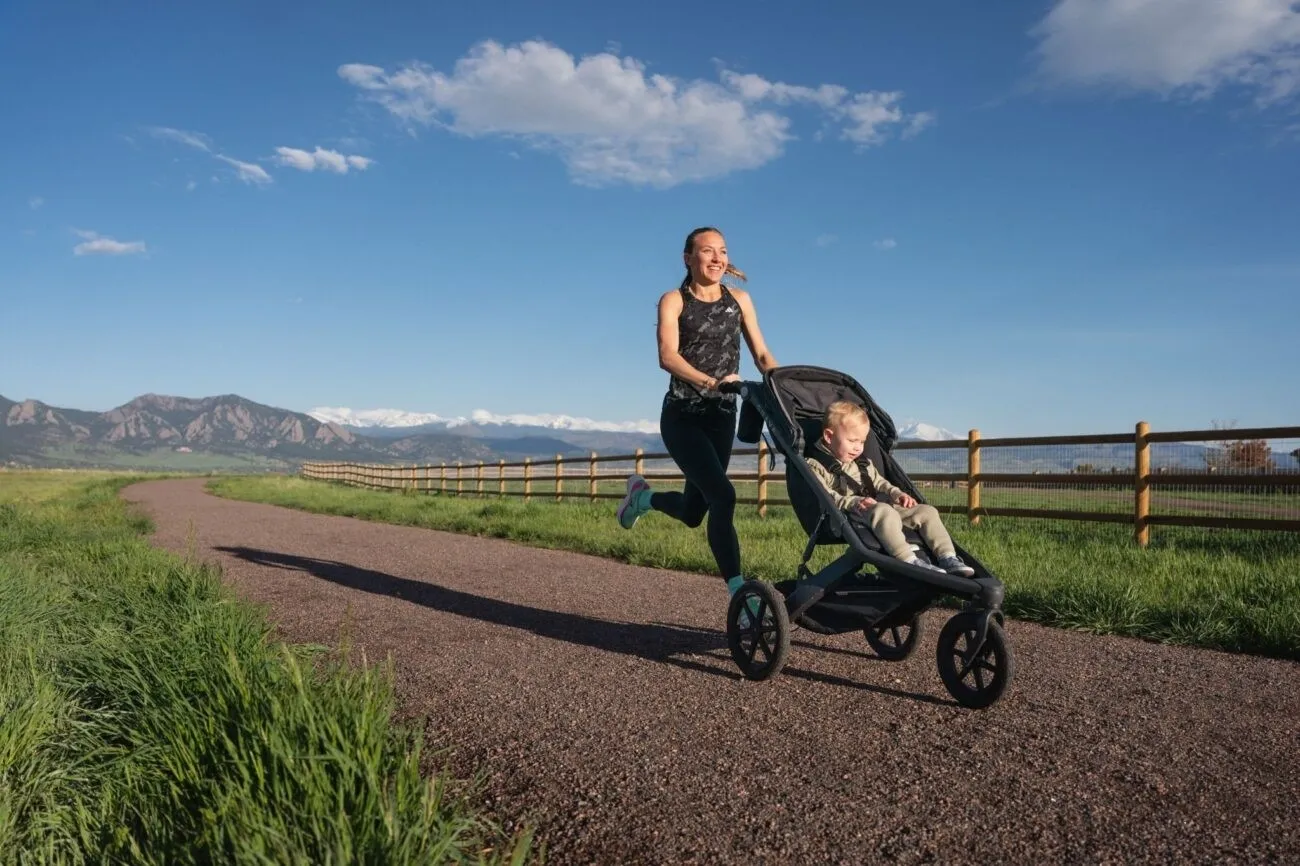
[746,365,899,456]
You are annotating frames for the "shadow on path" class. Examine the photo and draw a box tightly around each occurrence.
[216,545,729,668]
[217,545,946,704]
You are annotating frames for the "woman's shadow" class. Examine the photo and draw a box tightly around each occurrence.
[214,545,735,680]
[214,546,948,705]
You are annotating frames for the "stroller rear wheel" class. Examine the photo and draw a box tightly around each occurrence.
[725,580,791,681]
[864,613,923,661]
[935,611,1014,709]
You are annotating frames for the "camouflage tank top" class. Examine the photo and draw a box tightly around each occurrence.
[665,285,742,412]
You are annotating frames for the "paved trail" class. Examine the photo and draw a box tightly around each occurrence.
[122,479,1300,865]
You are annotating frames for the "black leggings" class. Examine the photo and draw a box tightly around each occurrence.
[651,399,740,579]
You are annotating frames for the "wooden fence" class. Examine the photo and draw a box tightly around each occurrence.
[301,422,1300,546]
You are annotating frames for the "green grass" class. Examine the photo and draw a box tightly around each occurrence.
[32,444,289,472]
[210,476,1300,661]
[0,473,535,865]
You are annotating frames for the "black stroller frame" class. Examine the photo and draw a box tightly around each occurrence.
[720,365,1015,709]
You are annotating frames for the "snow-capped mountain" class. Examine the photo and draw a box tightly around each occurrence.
[309,405,958,442]
[897,421,963,441]
[308,407,453,429]
[464,409,660,435]
[307,406,660,436]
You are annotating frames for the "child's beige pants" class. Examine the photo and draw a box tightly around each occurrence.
[853,502,956,561]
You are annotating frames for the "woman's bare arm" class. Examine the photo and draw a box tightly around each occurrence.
[731,288,778,373]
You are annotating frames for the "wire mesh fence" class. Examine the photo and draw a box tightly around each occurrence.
[1147,432,1300,527]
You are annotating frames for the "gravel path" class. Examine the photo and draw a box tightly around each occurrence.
[122,479,1300,865]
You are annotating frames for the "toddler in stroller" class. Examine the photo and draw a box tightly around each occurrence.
[809,400,975,577]
[719,365,1015,709]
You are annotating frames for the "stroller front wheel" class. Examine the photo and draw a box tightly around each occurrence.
[935,611,1014,709]
[725,580,791,681]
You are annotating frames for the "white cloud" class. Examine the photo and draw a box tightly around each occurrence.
[150,125,274,185]
[837,91,908,146]
[185,180,198,192]
[815,234,838,247]
[718,70,848,109]
[1031,0,1300,105]
[28,196,43,209]
[873,238,898,251]
[148,126,213,151]
[339,39,931,187]
[72,229,146,256]
[274,145,373,173]
[903,111,936,138]
[215,154,272,185]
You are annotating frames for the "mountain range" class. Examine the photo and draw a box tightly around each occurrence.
[0,393,520,471]
[5,392,1293,474]
[0,391,963,471]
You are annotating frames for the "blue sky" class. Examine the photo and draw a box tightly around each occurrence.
[3,0,1298,437]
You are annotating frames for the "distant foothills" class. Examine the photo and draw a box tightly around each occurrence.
[2,391,1291,475]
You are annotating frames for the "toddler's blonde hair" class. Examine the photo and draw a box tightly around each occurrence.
[824,400,869,432]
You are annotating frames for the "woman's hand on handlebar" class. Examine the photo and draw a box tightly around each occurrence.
[716,374,743,394]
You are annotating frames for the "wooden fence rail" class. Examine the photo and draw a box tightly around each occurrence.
[301,422,1300,546]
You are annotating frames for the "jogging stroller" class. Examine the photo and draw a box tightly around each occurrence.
[720,365,1014,709]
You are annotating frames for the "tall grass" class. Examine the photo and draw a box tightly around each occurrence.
[209,476,1300,661]
[0,475,534,865]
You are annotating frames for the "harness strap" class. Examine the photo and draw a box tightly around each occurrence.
[806,444,866,497]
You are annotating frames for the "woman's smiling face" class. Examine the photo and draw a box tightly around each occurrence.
[684,230,728,287]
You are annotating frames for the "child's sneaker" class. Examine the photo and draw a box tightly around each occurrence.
[937,555,976,577]
[904,556,947,573]
[616,474,651,529]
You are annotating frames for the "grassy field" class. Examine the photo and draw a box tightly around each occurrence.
[210,475,1300,661]
[27,444,290,472]
[0,472,534,865]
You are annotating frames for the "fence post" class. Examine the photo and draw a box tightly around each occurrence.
[499,460,505,496]
[456,461,463,496]
[1135,420,1151,547]
[635,447,644,477]
[440,462,446,494]
[757,439,769,517]
[589,451,597,502]
[524,457,532,502]
[968,429,982,525]
[477,461,484,496]
[410,464,416,490]
[555,454,563,501]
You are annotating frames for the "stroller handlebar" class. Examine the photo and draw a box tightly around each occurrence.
[716,380,745,395]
